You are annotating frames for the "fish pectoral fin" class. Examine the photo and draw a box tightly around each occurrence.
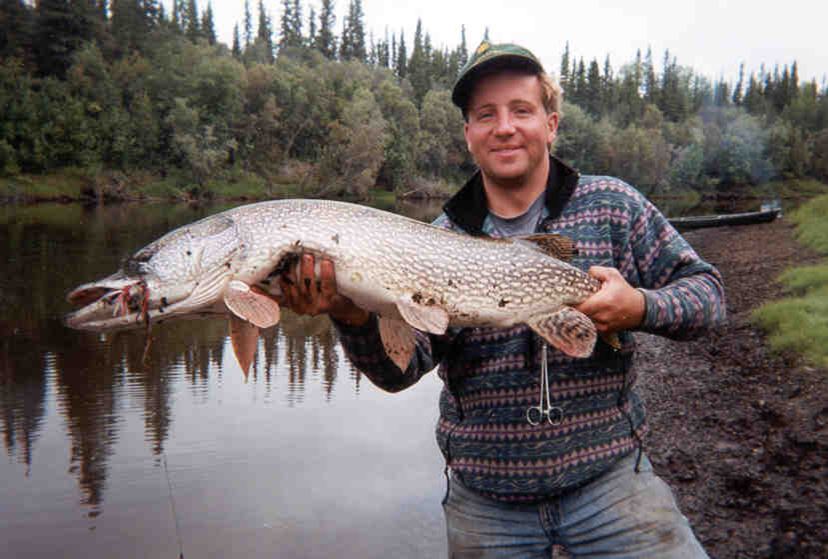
[527,307,597,358]
[223,280,281,329]
[513,233,577,261]
[395,295,449,335]
[379,317,416,373]
[229,315,259,377]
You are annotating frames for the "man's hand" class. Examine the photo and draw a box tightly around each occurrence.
[575,266,646,334]
[278,253,371,327]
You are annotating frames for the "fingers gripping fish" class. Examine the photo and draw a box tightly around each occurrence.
[65,199,612,375]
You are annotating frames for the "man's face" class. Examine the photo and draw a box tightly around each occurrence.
[463,71,558,188]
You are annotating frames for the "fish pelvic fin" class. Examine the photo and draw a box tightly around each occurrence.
[379,316,416,373]
[223,280,281,329]
[527,306,596,358]
[396,295,449,335]
[229,315,259,377]
[513,233,577,261]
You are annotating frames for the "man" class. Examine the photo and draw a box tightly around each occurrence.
[279,42,725,558]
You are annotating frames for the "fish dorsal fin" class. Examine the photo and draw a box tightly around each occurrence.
[379,316,416,372]
[513,233,577,261]
[396,295,449,335]
[223,280,281,328]
[229,316,259,377]
[527,306,596,358]
[600,332,621,350]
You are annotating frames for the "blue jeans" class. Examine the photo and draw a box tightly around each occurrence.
[443,453,709,558]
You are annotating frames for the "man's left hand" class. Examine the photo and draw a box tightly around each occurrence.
[575,266,646,334]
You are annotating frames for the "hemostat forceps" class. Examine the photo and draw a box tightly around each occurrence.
[526,344,563,426]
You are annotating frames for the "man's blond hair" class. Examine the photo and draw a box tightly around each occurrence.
[539,71,563,116]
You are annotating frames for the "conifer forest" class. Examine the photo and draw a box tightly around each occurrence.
[2,0,827,200]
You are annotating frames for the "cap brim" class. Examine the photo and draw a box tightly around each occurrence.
[451,55,543,110]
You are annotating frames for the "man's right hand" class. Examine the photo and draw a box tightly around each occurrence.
[277,253,371,327]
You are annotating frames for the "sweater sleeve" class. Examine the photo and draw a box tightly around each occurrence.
[626,195,726,340]
[332,314,454,393]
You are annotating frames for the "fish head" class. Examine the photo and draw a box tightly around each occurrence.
[65,214,243,331]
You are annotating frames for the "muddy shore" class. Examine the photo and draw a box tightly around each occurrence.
[637,218,828,558]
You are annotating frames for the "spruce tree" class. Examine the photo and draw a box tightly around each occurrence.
[279,0,294,50]
[315,0,336,59]
[744,72,764,114]
[202,2,217,45]
[343,0,366,61]
[257,0,274,62]
[790,61,799,100]
[307,6,317,48]
[391,32,397,70]
[0,0,34,64]
[172,0,182,30]
[559,41,570,91]
[232,23,242,58]
[572,58,586,106]
[602,54,614,114]
[409,19,430,103]
[35,0,96,77]
[291,0,303,47]
[732,62,745,106]
[458,25,468,68]
[585,58,602,116]
[243,0,252,46]
[396,29,407,78]
[185,0,200,42]
[643,46,658,105]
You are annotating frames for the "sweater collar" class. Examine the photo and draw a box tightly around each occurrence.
[443,155,580,236]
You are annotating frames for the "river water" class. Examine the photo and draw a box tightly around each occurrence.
[0,192,744,558]
[0,200,448,558]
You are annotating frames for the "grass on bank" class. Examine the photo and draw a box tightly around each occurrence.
[752,193,828,367]
[0,168,90,200]
[754,178,828,201]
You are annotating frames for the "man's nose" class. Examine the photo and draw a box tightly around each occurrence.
[493,112,516,135]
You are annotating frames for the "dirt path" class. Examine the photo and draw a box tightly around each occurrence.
[637,219,828,558]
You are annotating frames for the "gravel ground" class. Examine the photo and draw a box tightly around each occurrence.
[636,218,828,558]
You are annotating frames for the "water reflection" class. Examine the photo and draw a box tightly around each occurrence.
[0,200,445,558]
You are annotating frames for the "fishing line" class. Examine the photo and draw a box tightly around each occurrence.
[163,452,185,559]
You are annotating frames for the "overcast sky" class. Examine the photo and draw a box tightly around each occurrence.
[192,0,827,85]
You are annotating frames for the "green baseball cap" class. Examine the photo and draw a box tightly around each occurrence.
[451,41,545,111]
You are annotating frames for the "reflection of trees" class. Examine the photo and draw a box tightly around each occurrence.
[259,326,281,391]
[1,202,391,511]
[0,323,48,474]
[278,312,339,404]
[53,332,119,509]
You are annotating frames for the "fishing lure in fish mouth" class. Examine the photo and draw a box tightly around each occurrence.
[103,281,150,320]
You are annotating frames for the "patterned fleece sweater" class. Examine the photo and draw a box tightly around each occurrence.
[334,156,726,502]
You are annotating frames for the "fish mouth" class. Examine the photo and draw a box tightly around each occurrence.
[65,274,156,331]
[65,272,229,332]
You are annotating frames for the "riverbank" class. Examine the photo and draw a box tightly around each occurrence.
[638,218,828,558]
[4,168,827,209]
[0,167,456,206]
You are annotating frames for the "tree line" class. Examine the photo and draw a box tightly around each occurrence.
[1,0,827,200]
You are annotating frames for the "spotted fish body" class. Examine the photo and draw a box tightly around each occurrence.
[66,199,603,371]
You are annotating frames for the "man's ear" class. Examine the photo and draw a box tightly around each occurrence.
[547,111,559,145]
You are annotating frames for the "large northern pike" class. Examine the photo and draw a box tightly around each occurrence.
[65,199,605,372]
